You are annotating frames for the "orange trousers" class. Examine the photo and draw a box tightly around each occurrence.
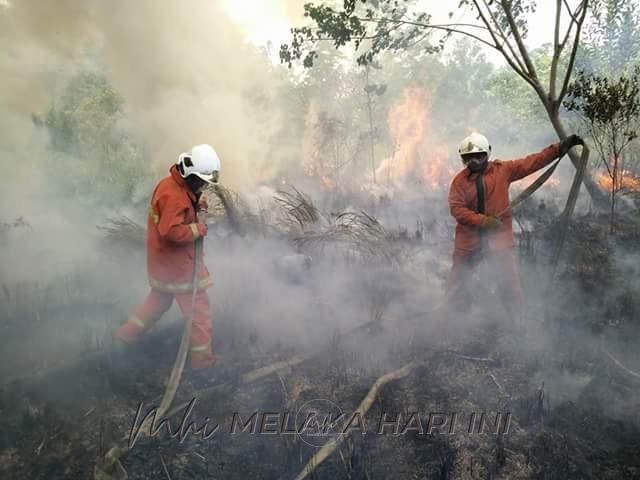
[116,288,214,369]
[446,248,524,318]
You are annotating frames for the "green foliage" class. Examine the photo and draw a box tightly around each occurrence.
[34,72,148,203]
[582,0,640,73]
[280,0,440,68]
[457,0,538,39]
[564,66,640,231]
[564,67,640,139]
[487,46,552,131]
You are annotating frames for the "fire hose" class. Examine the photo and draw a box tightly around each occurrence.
[406,143,591,321]
[95,209,205,480]
[295,147,592,480]
[94,147,589,478]
[494,144,589,281]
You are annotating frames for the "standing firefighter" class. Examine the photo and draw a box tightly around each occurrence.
[116,144,220,369]
[447,132,583,320]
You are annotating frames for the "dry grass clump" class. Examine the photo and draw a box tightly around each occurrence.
[274,186,321,232]
[97,215,145,247]
[292,210,394,262]
[97,185,395,263]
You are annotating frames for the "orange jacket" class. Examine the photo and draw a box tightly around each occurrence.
[448,143,561,257]
[146,165,212,293]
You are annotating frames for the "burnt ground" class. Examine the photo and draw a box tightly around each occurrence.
[1,212,640,479]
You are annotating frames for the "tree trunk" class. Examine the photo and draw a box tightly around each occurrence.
[365,67,376,184]
[610,187,615,234]
[546,108,609,208]
[610,154,618,234]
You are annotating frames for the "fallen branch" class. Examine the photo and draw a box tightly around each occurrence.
[604,349,640,380]
[487,372,509,398]
[453,353,491,363]
[95,212,205,480]
[294,361,416,480]
[159,454,172,480]
[163,356,306,420]
[242,356,305,383]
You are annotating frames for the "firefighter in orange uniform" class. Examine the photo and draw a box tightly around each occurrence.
[447,132,584,320]
[116,144,221,369]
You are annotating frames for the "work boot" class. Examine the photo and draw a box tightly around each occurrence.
[187,351,217,388]
[108,334,136,370]
[191,350,216,369]
[115,316,145,344]
[105,334,141,395]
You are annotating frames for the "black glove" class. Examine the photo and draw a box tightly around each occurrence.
[559,134,584,156]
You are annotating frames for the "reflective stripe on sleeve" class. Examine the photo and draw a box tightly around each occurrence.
[189,223,200,240]
[129,315,145,328]
[149,206,160,224]
[190,344,210,353]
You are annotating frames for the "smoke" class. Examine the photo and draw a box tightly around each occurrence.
[0,0,288,192]
[1,3,639,460]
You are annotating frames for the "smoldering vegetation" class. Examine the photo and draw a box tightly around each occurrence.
[1,1,640,479]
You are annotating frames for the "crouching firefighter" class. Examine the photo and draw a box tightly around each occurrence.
[115,144,221,369]
[446,132,583,322]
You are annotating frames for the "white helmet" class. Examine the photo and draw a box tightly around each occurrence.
[458,133,491,158]
[177,144,221,184]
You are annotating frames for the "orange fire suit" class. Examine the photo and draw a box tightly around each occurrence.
[117,165,214,369]
[446,142,561,313]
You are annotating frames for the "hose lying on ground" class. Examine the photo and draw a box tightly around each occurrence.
[94,147,589,478]
[95,210,204,480]
[604,348,640,381]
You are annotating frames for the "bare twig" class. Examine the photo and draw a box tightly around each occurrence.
[35,435,46,456]
[97,216,145,247]
[159,454,172,480]
[487,372,509,398]
[192,451,206,462]
[451,352,491,362]
[294,362,416,480]
[604,349,640,380]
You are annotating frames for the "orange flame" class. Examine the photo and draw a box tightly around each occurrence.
[376,86,455,187]
[596,170,640,192]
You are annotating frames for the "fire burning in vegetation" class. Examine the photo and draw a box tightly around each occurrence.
[515,168,561,190]
[596,170,640,192]
[376,86,454,187]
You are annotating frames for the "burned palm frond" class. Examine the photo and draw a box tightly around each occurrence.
[207,184,245,235]
[274,186,321,231]
[97,215,146,247]
[293,210,394,262]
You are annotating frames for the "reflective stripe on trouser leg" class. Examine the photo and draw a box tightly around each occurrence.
[117,289,175,343]
[175,291,213,367]
[129,315,145,328]
[116,315,146,344]
[133,288,175,328]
